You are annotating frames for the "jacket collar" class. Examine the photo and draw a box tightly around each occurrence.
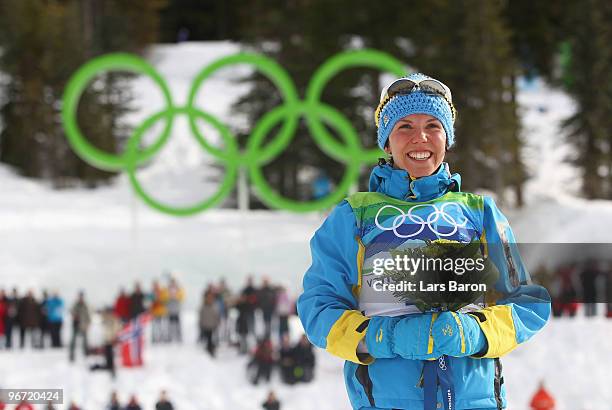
[368,162,461,202]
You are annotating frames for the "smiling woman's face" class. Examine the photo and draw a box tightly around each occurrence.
[384,113,446,178]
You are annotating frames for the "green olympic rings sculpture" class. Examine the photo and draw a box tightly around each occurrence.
[62,49,406,215]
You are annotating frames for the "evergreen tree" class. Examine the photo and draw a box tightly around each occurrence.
[559,0,612,199]
[456,0,522,204]
[158,0,239,42]
[395,0,522,204]
[0,0,165,186]
[233,0,526,206]
[233,0,389,206]
[503,0,570,80]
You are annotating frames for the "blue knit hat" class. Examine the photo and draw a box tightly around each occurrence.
[375,73,456,150]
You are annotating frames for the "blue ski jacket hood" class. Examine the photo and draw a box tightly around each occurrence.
[368,163,461,202]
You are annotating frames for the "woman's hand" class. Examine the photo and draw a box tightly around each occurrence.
[432,312,487,357]
[365,314,439,360]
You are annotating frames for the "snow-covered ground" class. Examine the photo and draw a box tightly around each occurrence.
[0,312,609,410]
[1,42,611,410]
[0,313,351,410]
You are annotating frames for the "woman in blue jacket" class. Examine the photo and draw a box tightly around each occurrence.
[297,73,551,410]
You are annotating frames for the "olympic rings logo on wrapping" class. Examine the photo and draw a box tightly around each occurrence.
[61,50,406,216]
[374,203,468,238]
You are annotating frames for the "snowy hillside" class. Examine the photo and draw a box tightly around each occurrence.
[1,42,612,410]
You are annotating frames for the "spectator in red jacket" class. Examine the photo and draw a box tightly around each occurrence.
[530,382,555,410]
[14,400,34,410]
[114,288,131,323]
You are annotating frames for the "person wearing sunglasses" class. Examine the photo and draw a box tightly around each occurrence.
[297,73,551,410]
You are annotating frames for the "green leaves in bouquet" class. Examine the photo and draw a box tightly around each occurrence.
[382,239,500,312]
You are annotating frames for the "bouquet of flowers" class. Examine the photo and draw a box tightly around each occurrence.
[382,238,499,312]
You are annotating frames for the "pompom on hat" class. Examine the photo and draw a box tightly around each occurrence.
[375,73,457,150]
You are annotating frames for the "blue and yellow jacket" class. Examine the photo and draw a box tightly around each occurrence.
[297,163,551,410]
